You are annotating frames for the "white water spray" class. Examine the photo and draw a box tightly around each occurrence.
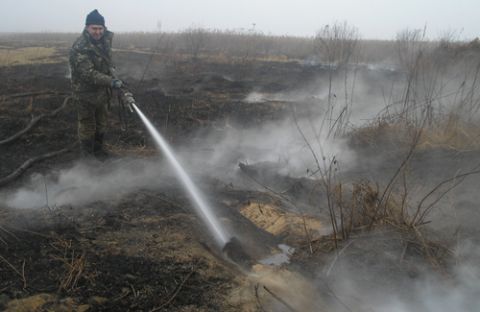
[132,103,230,246]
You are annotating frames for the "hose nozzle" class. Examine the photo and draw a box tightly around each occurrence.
[123,92,136,112]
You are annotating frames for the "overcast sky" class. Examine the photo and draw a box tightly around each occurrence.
[2,0,479,40]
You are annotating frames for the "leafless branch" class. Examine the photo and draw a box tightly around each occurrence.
[263,285,298,312]
[0,255,27,289]
[150,265,196,311]
[0,96,71,145]
[2,91,69,100]
[412,166,480,225]
[0,146,73,187]
[254,283,267,312]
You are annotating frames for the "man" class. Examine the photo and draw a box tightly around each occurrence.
[69,9,123,158]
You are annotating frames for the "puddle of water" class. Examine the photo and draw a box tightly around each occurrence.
[259,244,295,266]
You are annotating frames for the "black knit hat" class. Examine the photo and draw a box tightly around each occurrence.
[85,9,105,26]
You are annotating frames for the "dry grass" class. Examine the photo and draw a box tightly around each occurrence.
[334,181,405,234]
[349,120,414,149]
[418,115,480,150]
[328,181,453,268]
[329,109,479,269]
[351,116,480,151]
[0,47,60,66]
[49,238,93,292]
[240,201,322,243]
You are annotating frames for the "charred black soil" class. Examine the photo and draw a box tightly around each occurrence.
[0,47,323,311]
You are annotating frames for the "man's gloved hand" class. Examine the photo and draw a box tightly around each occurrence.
[111,79,123,89]
[123,92,136,112]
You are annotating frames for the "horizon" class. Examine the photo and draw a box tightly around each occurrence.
[2,0,480,41]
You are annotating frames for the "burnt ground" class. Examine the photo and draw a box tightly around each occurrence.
[1,46,480,311]
[0,49,329,311]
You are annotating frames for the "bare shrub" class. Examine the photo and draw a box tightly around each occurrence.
[389,27,480,128]
[183,27,208,61]
[314,21,361,137]
[314,22,360,68]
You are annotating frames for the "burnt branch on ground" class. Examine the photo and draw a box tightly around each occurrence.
[0,146,73,187]
[0,96,71,145]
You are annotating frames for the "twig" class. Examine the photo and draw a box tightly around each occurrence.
[411,166,480,225]
[254,283,267,312]
[263,285,298,312]
[290,107,323,178]
[0,223,18,245]
[21,259,27,289]
[411,225,440,268]
[0,254,27,288]
[325,239,355,277]
[57,251,87,291]
[0,96,71,145]
[291,108,340,247]
[238,162,295,206]
[0,146,73,187]
[42,175,53,213]
[3,91,69,100]
[327,105,348,138]
[301,214,313,254]
[150,266,195,312]
[136,33,165,90]
[320,279,354,312]
[370,119,425,227]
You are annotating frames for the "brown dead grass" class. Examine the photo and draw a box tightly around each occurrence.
[350,120,412,148]
[418,115,480,150]
[0,47,60,66]
[351,116,480,151]
[4,293,90,312]
[115,48,293,65]
[240,202,322,243]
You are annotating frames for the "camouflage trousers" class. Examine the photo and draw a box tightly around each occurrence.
[74,91,110,140]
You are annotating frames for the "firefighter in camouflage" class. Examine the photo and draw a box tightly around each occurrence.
[69,9,123,158]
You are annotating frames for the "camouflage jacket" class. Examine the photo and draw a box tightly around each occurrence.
[69,29,115,94]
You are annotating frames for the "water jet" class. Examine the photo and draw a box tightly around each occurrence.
[132,103,230,246]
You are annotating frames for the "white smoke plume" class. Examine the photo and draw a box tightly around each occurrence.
[333,241,480,312]
[2,158,170,209]
[181,117,356,179]
[1,111,356,213]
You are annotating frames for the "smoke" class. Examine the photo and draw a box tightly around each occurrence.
[233,64,480,311]
[243,66,404,128]
[321,238,480,312]
[2,158,172,209]
[0,111,356,213]
[1,117,355,211]
[176,117,356,182]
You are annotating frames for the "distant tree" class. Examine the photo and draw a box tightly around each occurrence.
[184,27,208,61]
[314,21,360,136]
[314,21,359,68]
[394,28,433,124]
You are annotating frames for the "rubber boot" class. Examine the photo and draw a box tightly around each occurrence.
[94,132,110,160]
